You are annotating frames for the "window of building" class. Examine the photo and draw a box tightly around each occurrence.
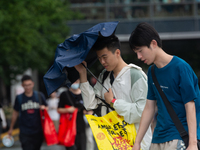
[69,0,198,20]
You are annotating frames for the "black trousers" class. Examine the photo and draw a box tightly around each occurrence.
[65,132,86,150]
[65,145,77,150]
[19,132,44,150]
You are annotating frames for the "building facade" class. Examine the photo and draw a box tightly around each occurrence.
[66,0,200,74]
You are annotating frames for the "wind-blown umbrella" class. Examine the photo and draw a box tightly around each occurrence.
[43,21,119,96]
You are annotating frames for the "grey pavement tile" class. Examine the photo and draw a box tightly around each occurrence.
[0,141,66,150]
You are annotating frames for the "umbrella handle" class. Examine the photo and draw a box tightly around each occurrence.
[81,63,109,92]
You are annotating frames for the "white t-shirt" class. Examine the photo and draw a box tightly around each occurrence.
[47,98,60,121]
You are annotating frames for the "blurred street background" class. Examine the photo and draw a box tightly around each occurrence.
[0,0,200,107]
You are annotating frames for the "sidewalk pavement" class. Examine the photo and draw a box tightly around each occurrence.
[0,140,66,150]
[0,128,65,150]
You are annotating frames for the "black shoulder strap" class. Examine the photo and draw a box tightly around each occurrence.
[102,71,110,84]
[151,65,189,147]
[98,71,114,110]
[102,71,114,85]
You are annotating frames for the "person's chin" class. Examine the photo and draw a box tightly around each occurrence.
[147,61,154,65]
[105,68,112,71]
[144,60,152,65]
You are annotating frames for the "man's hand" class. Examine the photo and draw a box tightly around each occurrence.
[132,142,141,150]
[67,106,76,113]
[104,88,114,104]
[186,144,198,150]
[40,105,48,110]
[74,61,87,83]
[74,61,87,75]
[57,106,76,114]
[8,129,13,137]
[83,110,93,115]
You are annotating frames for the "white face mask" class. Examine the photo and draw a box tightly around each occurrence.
[71,83,80,90]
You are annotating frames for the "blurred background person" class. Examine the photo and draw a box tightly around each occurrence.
[47,91,60,132]
[8,75,47,150]
[83,110,94,150]
[57,79,86,150]
[0,103,7,142]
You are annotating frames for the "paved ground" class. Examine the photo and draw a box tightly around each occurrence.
[0,129,98,150]
[1,140,66,150]
[0,129,65,150]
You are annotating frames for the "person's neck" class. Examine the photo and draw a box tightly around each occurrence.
[112,59,128,78]
[24,91,33,97]
[154,49,173,68]
[69,88,81,95]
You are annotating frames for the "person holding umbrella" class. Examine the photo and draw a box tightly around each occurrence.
[75,34,152,150]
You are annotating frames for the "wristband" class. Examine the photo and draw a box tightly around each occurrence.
[110,98,116,108]
[111,98,116,104]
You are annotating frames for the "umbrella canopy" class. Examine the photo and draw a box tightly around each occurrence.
[43,21,119,96]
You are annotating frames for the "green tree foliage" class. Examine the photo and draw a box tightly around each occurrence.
[0,0,80,84]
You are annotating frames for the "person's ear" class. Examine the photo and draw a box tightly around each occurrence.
[115,49,121,56]
[150,40,158,49]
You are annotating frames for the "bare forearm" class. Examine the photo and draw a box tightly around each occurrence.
[74,62,88,83]
[9,110,19,130]
[135,100,155,144]
[79,71,87,83]
[185,101,197,146]
[57,107,76,114]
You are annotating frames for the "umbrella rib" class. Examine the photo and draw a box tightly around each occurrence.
[81,63,109,92]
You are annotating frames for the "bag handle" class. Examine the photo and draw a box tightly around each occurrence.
[151,65,189,147]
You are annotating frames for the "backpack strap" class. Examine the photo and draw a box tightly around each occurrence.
[102,71,110,84]
[17,94,23,110]
[34,91,42,105]
[18,92,42,105]
[16,93,24,116]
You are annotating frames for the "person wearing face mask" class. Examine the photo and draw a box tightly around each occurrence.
[57,79,86,150]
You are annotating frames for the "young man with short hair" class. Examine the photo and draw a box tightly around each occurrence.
[75,35,152,150]
[8,75,47,150]
[129,22,200,150]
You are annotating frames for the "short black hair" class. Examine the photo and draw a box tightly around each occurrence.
[21,75,33,82]
[129,22,162,50]
[91,34,121,53]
